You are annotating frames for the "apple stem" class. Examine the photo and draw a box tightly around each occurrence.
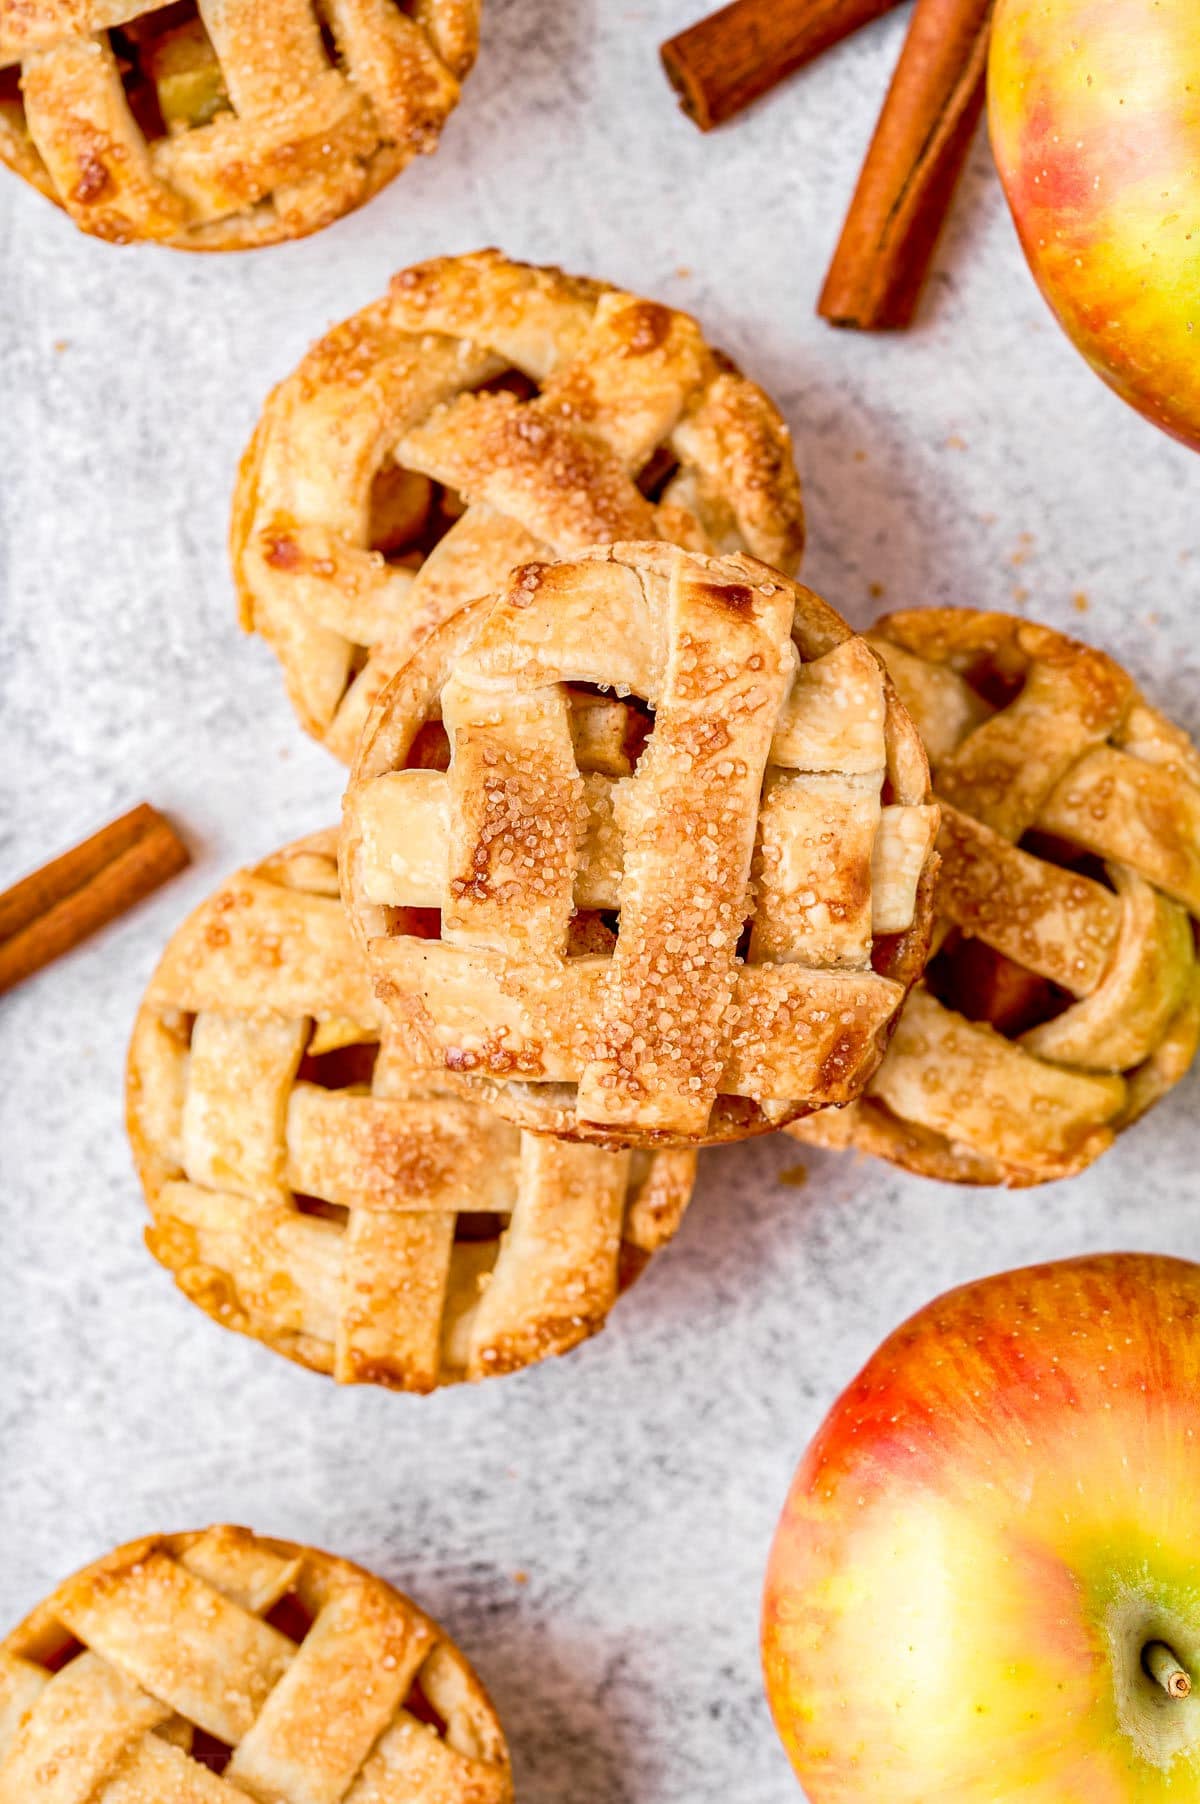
[1144,1642,1192,1699]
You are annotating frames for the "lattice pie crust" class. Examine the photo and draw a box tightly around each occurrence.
[792,610,1200,1185]
[343,542,939,1150]
[233,249,806,758]
[0,1,477,247]
[0,1525,511,1803]
[127,831,695,1389]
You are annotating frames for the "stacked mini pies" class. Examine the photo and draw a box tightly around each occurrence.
[118,251,1200,1399]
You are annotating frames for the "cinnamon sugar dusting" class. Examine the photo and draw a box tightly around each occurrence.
[344,546,935,1146]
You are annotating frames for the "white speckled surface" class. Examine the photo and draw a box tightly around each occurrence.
[1,3,1198,1798]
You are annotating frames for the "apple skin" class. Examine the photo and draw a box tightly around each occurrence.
[762,1254,1200,1801]
[988,0,1200,452]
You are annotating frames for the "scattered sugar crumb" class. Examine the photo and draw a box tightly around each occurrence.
[674,266,692,279]
[944,433,967,450]
[513,1570,529,1585]
[1009,532,1036,567]
[1011,585,1030,604]
[1071,590,1089,613]
[1145,610,1161,627]
[53,338,69,352]
[778,1163,809,1189]
[853,449,868,463]
[868,581,885,600]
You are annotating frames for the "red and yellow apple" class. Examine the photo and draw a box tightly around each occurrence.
[763,1254,1200,1800]
[988,0,1200,451]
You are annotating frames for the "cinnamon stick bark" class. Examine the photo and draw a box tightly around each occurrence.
[818,0,993,328]
[0,804,190,996]
[661,0,903,131]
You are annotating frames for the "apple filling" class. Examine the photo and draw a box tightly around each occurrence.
[923,816,1137,1044]
[109,4,232,141]
[367,463,465,565]
[635,441,682,501]
[925,933,1074,1039]
[0,65,21,115]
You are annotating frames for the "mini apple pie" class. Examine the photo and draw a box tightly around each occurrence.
[0,1,478,248]
[792,609,1200,1185]
[232,249,807,759]
[127,830,695,1389]
[341,543,939,1149]
[0,1524,512,1802]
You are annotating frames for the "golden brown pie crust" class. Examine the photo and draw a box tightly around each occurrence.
[126,830,696,1389]
[0,0,478,248]
[792,608,1200,1186]
[0,1525,512,1802]
[341,542,938,1151]
[232,249,807,758]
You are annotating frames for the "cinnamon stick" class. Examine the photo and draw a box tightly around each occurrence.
[818,0,993,329]
[0,804,190,996]
[662,0,903,130]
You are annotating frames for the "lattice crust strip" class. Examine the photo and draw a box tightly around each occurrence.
[232,249,807,757]
[0,1526,512,1803]
[343,543,938,1149]
[127,830,696,1390]
[0,0,478,248]
[792,609,1200,1186]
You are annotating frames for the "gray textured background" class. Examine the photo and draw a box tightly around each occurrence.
[1,2,1198,1799]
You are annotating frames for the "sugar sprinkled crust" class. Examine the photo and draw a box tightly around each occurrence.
[0,0,478,248]
[792,608,1200,1186]
[232,249,807,757]
[341,542,938,1150]
[0,1525,512,1802]
[126,829,696,1389]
